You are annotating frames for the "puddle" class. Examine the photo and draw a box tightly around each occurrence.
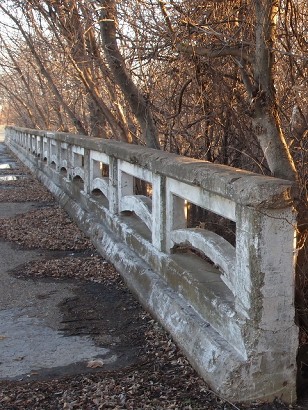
[0,239,146,382]
[0,308,114,380]
[0,175,27,181]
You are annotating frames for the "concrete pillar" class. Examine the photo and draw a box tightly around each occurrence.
[152,174,166,251]
[165,178,187,252]
[5,126,298,404]
[109,157,119,214]
[83,148,91,194]
[118,161,134,212]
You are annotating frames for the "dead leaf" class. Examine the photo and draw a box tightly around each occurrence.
[13,356,24,361]
[86,359,104,368]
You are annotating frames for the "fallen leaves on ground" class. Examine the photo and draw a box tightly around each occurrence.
[0,205,94,251]
[13,254,122,287]
[0,147,299,410]
[0,316,293,409]
[0,151,54,202]
[0,177,55,202]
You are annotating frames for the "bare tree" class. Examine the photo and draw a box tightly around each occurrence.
[0,2,86,134]
[99,0,160,149]
[0,2,306,307]
[26,0,132,141]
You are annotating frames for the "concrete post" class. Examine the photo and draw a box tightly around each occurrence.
[38,135,43,161]
[5,126,299,404]
[165,179,187,252]
[109,157,119,214]
[118,161,134,212]
[67,144,73,180]
[83,148,91,194]
[46,136,51,165]
[233,204,298,397]
[152,174,166,251]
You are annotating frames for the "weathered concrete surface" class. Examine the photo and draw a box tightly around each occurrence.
[7,125,295,207]
[5,126,299,403]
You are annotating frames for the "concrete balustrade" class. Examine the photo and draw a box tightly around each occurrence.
[5,126,299,403]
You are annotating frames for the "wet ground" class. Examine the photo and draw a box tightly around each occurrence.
[1,127,307,409]
[0,129,146,382]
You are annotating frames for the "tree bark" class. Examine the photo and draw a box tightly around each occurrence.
[166,0,298,181]
[99,0,160,149]
[251,0,298,182]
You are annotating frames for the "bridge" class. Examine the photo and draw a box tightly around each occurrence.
[5,126,299,403]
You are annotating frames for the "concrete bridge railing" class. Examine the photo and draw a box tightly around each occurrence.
[5,126,298,403]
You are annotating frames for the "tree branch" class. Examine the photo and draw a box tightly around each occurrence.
[177,43,252,63]
[99,0,160,149]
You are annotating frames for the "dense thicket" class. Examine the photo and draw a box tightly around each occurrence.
[0,0,307,330]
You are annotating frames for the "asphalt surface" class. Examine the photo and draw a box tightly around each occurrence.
[0,128,138,381]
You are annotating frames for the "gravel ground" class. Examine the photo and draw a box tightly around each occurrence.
[0,148,303,410]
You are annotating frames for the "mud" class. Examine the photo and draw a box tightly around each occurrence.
[0,134,147,382]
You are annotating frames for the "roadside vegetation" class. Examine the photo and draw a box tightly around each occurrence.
[0,1,307,406]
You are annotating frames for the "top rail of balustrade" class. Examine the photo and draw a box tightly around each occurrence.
[6,126,295,209]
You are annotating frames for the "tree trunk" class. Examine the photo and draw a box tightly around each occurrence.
[42,0,131,141]
[251,0,298,182]
[99,0,160,149]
